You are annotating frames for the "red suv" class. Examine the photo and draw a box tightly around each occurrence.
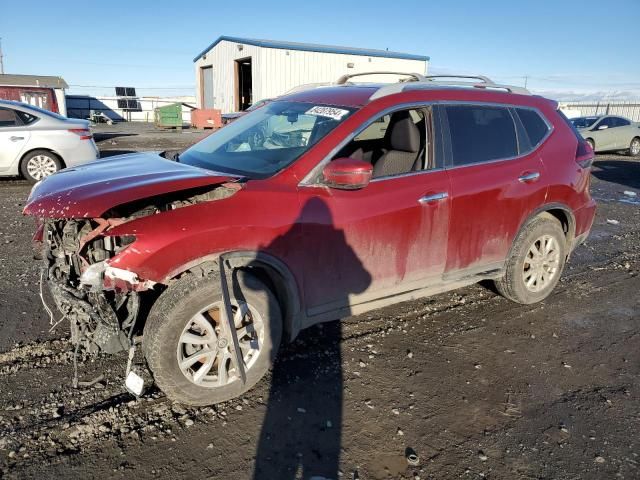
[24,74,596,405]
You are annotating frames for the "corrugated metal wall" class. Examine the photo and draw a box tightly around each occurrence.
[195,40,428,113]
[560,101,640,122]
[258,48,427,102]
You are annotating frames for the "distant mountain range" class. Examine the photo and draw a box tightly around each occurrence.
[532,90,640,102]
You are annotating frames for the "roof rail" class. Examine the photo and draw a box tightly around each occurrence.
[284,71,530,101]
[369,73,531,100]
[335,71,426,85]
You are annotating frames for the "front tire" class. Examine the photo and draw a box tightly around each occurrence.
[143,270,282,405]
[586,138,595,153]
[20,149,63,183]
[494,215,567,304]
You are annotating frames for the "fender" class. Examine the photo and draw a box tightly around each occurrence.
[167,250,304,341]
[512,202,576,254]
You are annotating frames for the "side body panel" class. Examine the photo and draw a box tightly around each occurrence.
[537,103,596,238]
[297,170,450,316]
[444,153,547,273]
[0,129,31,174]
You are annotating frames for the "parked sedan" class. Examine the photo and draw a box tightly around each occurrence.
[571,115,640,156]
[0,100,99,182]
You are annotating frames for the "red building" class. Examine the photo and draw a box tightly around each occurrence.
[0,74,68,115]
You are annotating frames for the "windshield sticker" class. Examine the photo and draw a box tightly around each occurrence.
[305,106,350,121]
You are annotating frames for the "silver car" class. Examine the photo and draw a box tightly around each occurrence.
[571,115,640,156]
[0,100,99,182]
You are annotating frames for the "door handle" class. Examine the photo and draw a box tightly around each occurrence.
[9,136,24,142]
[518,172,540,183]
[418,192,448,204]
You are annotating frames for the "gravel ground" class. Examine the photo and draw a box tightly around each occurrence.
[0,124,639,479]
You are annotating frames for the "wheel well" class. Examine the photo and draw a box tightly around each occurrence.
[538,208,575,243]
[181,254,302,342]
[242,262,297,340]
[19,148,66,168]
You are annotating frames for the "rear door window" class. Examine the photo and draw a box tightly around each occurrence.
[612,117,630,127]
[444,105,518,166]
[515,108,550,147]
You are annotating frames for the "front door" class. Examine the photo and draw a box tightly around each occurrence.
[592,117,619,150]
[298,107,451,317]
[0,107,30,172]
[441,104,549,275]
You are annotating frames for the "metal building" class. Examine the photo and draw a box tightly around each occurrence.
[193,36,429,113]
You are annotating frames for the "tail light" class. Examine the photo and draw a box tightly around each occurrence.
[575,139,594,168]
[68,128,92,140]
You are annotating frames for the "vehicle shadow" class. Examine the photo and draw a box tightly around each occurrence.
[592,159,640,190]
[92,132,139,142]
[98,150,139,158]
[250,197,372,479]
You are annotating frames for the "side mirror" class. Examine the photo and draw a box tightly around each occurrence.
[596,124,609,130]
[322,158,373,190]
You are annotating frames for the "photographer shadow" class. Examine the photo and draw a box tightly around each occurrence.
[252,197,371,479]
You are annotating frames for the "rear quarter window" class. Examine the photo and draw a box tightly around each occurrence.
[516,108,550,146]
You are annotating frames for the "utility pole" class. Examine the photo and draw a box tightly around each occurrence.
[0,38,4,74]
[523,75,529,89]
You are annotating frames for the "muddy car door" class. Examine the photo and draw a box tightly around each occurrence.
[440,104,549,276]
[298,107,451,318]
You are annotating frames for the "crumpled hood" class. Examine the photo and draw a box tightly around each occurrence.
[23,152,238,218]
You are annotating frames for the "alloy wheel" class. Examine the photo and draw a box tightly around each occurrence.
[176,300,264,387]
[26,155,58,180]
[631,138,640,156]
[522,234,560,293]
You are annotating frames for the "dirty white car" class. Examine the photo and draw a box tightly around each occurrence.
[0,99,99,182]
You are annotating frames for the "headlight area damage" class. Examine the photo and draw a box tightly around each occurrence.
[39,182,242,357]
[45,217,141,355]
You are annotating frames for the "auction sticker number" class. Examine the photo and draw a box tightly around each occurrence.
[305,106,350,121]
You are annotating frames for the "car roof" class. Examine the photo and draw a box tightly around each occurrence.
[0,99,45,113]
[279,83,550,109]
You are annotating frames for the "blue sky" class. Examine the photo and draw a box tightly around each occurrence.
[1,0,638,100]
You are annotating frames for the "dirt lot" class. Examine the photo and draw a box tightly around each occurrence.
[0,124,639,479]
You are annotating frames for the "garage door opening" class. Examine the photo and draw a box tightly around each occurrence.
[235,57,252,111]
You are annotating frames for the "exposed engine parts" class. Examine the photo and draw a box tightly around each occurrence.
[45,219,141,355]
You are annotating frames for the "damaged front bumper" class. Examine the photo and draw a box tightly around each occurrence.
[42,218,152,354]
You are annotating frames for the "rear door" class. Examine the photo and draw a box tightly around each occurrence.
[440,104,549,276]
[592,117,618,150]
[0,107,31,173]
[610,117,633,149]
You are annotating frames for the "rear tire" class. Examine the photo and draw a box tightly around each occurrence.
[143,270,282,405]
[494,215,567,304]
[20,149,63,183]
[629,137,640,157]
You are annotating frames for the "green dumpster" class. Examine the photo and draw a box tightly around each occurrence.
[154,103,183,128]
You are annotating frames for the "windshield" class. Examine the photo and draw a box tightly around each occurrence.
[570,116,599,129]
[179,101,356,178]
